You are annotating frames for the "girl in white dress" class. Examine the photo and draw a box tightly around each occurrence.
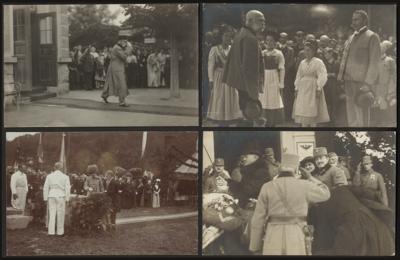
[292,40,329,127]
[260,31,285,126]
[207,27,242,125]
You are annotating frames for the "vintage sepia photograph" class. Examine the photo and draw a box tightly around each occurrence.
[3,4,198,127]
[202,131,395,255]
[202,4,396,127]
[5,131,198,255]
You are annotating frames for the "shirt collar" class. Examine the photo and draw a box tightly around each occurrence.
[354,26,368,35]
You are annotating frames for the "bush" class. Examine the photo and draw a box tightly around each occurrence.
[70,193,113,235]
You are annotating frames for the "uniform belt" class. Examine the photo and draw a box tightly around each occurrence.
[268,216,307,224]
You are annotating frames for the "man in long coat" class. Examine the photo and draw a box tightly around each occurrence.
[250,154,331,255]
[222,10,266,127]
[337,10,381,126]
[101,34,129,107]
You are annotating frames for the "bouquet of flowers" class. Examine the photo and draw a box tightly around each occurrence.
[203,193,244,231]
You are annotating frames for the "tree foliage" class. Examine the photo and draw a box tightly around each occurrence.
[68,5,120,49]
[122,4,197,39]
[6,132,198,178]
[334,131,396,208]
[122,4,198,90]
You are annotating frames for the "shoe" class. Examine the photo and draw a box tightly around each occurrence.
[102,96,109,103]
[254,117,267,127]
[119,103,129,107]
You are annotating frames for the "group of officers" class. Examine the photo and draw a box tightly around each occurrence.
[8,162,169,236]
[203,146,393,255]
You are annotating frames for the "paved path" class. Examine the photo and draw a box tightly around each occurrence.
[116,211,197,225]
[4,104,197,127]
[36,97,197,117]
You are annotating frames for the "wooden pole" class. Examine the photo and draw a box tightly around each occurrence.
[169,32,180,98]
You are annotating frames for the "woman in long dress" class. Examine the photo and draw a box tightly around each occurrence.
[207,28,242,125]
[292,40,329,127]
[259,31,285,126]
[152,179,161,208]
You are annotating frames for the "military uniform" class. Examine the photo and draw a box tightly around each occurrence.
[250,154,331,255]
[313,148,348,190]
[353,156,388,206]
[43,169,71,235]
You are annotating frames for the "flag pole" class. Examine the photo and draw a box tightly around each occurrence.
[60,133,67,173]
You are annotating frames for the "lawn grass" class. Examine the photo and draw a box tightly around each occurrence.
[6,216,198,256]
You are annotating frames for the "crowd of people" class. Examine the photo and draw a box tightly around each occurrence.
[204,10,396,127]
[68,43,171,92]
[7,161,177,235]
[203,146,394,255]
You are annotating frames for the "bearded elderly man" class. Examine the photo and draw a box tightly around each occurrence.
[222,10,266,127]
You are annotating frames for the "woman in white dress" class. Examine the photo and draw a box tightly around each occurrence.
[260,31,285,126]
[292,40,329,127]
[207,27,242,125]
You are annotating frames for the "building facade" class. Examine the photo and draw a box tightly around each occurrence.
[203,131,317,171]
[3,5,71,104]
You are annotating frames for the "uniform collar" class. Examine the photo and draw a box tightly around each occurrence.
[315,163,331,176]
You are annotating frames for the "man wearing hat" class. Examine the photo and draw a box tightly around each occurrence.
[101,31,130,107]
[43,162,71,236]
[121,172,135,209]
[250,153,330,255]
[229,150,271,207]
[263,148,280,179]
[313,147,348,189]
[337,10,381,126]
[84,164,104,195]
[353,155,388,206]
[204,158,231,193]
[328,152,351,184]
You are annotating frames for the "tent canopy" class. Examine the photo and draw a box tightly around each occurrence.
[173,152,198,181]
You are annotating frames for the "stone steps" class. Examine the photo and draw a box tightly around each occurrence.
[7,215,33,230]
[6,207,23,216]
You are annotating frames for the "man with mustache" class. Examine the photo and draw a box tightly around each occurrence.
[313,147,348,189]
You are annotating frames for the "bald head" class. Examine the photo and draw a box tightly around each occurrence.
[245,10,265,33]
[54,162,63,171]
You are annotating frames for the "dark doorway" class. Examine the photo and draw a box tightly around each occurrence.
[32,12,57,87]
[214,131,281,172]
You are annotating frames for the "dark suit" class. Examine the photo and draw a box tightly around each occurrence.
[222,26,264,122]
[106,178,123,224]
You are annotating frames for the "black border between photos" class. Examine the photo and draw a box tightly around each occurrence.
[1,0,399,258]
